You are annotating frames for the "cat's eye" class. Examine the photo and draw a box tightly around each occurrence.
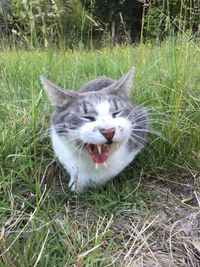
[112,111,121,118]
[82,116,96,122]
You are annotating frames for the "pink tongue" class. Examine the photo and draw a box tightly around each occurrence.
[92,145,108,164]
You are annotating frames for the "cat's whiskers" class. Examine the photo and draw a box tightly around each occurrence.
[130,135,148,148]
[53,122,79,129]
[70,140,86,156]
[132,118,165,127]
[68,142,82,155]
[78,141,87,160]
[129,112,162,122]
[128,111,146,120]
[53,124,80,135]
[128,135,145,147]
[38,124,69,139]
[63,136,81,146]
[127,107,169,120]
[132,128,159,135]
[130,131,147,143]
[133,128,172,145]
[132,123,164,133]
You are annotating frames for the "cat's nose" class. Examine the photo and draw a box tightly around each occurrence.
[100,127,115,143]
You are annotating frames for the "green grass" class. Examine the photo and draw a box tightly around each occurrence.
[0,37,200,266]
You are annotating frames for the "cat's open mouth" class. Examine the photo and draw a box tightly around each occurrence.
[85,143,112,166]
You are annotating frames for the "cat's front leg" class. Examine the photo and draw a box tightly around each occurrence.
[68,174,87,193]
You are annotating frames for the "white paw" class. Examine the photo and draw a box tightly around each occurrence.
[69,180,85,193]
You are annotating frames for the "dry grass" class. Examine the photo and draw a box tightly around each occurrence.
[120,180,200,266]
[0,173,200,266]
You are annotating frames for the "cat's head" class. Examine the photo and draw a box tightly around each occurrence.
[40,68,147,166]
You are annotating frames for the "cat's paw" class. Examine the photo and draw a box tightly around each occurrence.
[69,180,85,194]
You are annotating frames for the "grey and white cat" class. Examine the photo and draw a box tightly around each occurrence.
[40,67,148,192]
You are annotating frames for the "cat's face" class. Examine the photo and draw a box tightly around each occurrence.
[52,92,135,165]
[40,68,148,166]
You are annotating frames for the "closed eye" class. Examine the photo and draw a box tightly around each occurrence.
[112,111,122,118]
[82,116,96,122]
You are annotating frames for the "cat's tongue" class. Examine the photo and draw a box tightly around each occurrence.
[91,144,108,164]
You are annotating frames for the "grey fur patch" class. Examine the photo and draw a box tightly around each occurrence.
[80,77,115,93]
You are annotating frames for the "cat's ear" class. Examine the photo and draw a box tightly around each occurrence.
[103,67,135,97]
[40,77,77,107]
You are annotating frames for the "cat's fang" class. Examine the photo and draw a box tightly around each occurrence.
[97,145,101,154]
[103,162,108,168]
[95,163,99,169]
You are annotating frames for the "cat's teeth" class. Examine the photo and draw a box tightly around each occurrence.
[103,162,108,168]
[95,163,99,169]
[97,145,101,154]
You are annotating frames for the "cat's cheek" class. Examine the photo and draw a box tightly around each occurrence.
[112,118,132,142]
[78,124,105,144]
[113,129,131,143]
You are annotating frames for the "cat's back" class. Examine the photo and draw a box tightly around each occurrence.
[80,77,115,93]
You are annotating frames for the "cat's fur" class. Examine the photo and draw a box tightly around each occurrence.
[40,67,148,192]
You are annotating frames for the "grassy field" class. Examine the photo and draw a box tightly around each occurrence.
[0,37,200,266]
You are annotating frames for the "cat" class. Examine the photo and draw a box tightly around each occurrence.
[40,67,148,193]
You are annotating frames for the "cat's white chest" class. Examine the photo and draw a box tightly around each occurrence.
[51,127,139,192]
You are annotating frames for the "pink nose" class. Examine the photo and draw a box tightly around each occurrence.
[100,127,115,141]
